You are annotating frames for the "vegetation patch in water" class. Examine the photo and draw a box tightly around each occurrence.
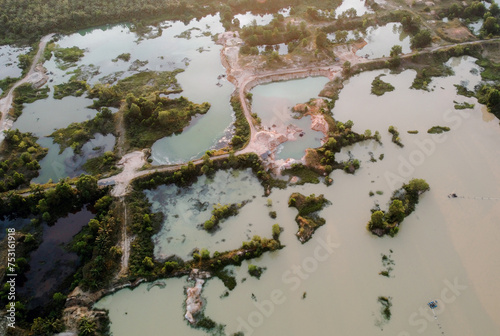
[0,129,48,192]
[407,130,419,134]
[454,84,475,97]
[53,80,89,100]
[124,95,210,149]
[203,202,246,232]
[0,76,19,96]
[379,250,395,277]
[367,178,430,237]
[88,70,183,108]
[112,53,131,62]
[215,268,237,290]
[54,46,86,70]
[388,125,404,147]
[453,101,475,110]
[248,264,265,279]
[50,107,115,154]
[288,193,330,243]
[377,296,393,322]
[427,125,450,134]
[371,74,395,96]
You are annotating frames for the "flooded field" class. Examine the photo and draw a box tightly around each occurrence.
[20,207,94,308]
[96,55,500,335]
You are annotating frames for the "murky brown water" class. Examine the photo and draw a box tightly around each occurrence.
[96,56,500,336]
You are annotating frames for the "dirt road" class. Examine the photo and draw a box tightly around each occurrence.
[0,33,54,142]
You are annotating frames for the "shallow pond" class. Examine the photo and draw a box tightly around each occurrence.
[33,133,115,184]
[257,43,288,55]
[97,56,500,335]
[0,45,30,82]
[250,76,329,159]
[147,169,275,260]
[20,207,94,308]
[234,8,290,28]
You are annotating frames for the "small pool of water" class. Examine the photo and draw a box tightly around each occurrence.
[147,169,273,260]
[0,45,30,81]
[335,0,373,18]
[34,133,115,184]
[20,207,94,308]
[275,116,325,160]
[356,23,411,58]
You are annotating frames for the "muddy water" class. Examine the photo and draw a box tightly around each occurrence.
[96,56,500,335]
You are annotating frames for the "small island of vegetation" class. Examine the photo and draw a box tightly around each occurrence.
[288,193,330,243]
[367,178,430,237]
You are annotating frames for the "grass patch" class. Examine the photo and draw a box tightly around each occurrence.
[0,129,48,192]
[371,75,395,96]
[411,64,453,91]
[53,80,89,100]
[427,125,450,134]
[88,70,183,108]
[407,130,419,134]
[282,163,321,185]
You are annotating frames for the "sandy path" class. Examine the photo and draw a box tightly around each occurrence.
[0,33,54,143]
